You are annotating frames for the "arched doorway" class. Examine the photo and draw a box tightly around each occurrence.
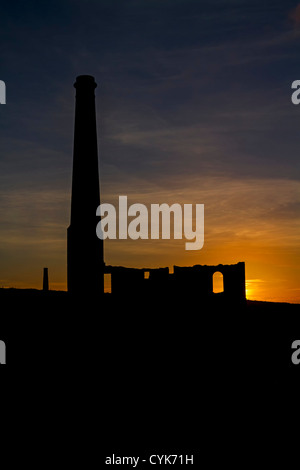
[213,271,224,294]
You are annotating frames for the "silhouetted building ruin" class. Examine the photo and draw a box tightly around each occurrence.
[105,262,246,302]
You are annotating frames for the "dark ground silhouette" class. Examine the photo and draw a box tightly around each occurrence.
[1,287,298,380]
[0,287,299,460]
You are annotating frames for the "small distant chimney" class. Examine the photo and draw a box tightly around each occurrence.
[43,267,49,291]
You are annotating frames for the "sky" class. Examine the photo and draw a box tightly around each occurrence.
[0,0,300,302]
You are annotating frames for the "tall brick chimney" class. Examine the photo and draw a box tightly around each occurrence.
[67,75,104,296]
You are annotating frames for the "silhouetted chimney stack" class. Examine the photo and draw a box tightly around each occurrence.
[67,75,104,296]
[43,267,49,291]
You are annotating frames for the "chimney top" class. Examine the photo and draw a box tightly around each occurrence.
[74,75,97,89]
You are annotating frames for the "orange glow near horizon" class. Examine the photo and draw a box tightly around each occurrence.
[0,176,299,304]
[1,258,299,304]
[1,244,299,304]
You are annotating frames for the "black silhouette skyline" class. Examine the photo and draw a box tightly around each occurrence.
[0,4,299,462]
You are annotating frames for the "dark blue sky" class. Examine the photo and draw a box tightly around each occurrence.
[1,0,300,185]
[0,0,300,300]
